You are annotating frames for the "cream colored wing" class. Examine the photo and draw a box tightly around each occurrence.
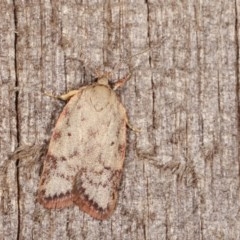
[38,83,127,220]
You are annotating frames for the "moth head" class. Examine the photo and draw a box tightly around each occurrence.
[96,70,112,86]
[97,77,109,86]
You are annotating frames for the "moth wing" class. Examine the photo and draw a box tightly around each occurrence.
[73,161,124,220]
[72,84,127,220]
[38,88,86,208]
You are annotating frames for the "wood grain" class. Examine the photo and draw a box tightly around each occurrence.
[1,0,240,239]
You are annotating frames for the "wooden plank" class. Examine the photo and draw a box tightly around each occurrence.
[1,0,240,239]
[0,1,18,239]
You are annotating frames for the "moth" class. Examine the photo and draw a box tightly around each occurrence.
[38,73,132,220]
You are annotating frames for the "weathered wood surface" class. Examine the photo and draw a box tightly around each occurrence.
[1,0,240,239]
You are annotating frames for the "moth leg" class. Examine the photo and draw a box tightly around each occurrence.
[44,90,79,101]
[125,115,141,132]
[113,73,132,90]
[57,90,80,101]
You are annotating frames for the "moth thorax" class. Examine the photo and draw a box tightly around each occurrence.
[97,78,109,86]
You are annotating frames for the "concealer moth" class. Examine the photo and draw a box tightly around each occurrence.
[38,73,131,220]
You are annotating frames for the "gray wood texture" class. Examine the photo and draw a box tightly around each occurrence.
[1,0,240,239]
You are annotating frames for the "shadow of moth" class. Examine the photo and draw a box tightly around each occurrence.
[38,74,130,220]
